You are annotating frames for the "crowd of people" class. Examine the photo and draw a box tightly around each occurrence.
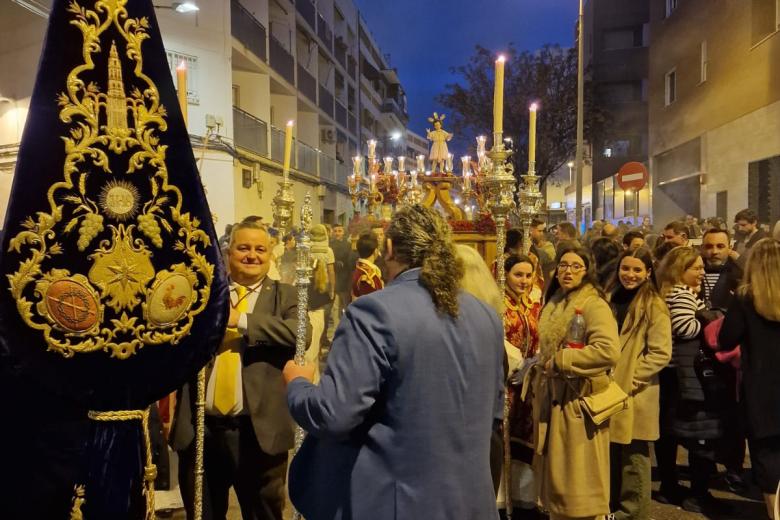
[178,206,780,520]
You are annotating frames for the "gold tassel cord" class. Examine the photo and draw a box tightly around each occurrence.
[87,409,157,520]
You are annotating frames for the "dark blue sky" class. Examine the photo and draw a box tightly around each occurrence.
[354,0,579,136]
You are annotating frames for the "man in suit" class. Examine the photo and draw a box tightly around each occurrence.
[171,220,308,520]
[282,205,505,520]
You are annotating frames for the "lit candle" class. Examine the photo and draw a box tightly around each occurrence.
[529,102,538,168]
[397,156,406,173]
[176,61,188,125]
[493,55,506,136]
[396,170,404,188]
[416,154,425,172]
[353,156,362,177]
[282,120,294,181]
[411,170,418,187]
[446,153,453,173]
[368,139,377,161]
[370,174,376,191]
[461,156,471,189]
[383,156,393,173]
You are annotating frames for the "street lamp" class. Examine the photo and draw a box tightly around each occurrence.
[567,161,574,185]
[154,2,200,13]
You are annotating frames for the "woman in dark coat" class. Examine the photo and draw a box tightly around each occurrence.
[719,238,780,519]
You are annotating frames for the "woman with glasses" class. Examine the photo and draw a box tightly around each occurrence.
[655,246,723,514]
[607,247,672,519]
[530,244,620,520]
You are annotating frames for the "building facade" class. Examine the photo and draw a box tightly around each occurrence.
[648,0,780,227]
[0,0,421,230]
[584,0,651,226]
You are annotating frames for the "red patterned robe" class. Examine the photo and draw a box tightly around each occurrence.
[350,258,384,302]
[503,291,541,464]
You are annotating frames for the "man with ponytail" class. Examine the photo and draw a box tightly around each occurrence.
[282,205,505,520]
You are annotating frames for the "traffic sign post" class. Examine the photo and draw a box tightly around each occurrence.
[617,162,648,225]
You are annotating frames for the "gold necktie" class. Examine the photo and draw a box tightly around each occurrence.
[213,284,249,415]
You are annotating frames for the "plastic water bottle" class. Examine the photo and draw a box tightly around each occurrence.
[566,309,586,349]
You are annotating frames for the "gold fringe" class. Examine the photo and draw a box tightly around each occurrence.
[87,408,157,520]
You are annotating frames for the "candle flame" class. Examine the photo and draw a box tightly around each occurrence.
[286,120,294,127]
[530,102,539,111]
[497,55,506,63]
[177,60,187,71]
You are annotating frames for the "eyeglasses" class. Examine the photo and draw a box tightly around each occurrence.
[558,263,585,273]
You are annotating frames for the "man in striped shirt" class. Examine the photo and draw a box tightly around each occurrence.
[700,228,742,311]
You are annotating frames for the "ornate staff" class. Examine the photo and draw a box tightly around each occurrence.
[484,54,516,520]
[291,193,313,520]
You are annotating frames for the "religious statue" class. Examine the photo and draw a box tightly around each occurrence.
[426,113,453,174]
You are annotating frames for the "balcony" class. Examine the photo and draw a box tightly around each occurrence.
[317,13,333,52]
[320,154,336,182]
[347,56,356,80]
[319,84,334,118]
[347,111,356,135]
[269,35,294,84]
[335,101,347,127]
[336,162,350,186]
[296,0,316,29]
[297,64,317,102]
[381,98,408,125]
[231,0,267,62]
[334,38,346,68]
[297,140,318,175]
[233,106,268,156]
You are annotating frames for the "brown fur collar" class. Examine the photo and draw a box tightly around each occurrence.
[538,283,602,360]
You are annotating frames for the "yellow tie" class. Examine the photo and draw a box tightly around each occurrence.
[214,284,249,415]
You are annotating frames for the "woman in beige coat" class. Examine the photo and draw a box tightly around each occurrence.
[607,247,672,519]
[530,244,620,520]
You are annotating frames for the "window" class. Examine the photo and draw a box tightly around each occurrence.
[665,0,679,17]
[603,27,643,50]
[166,50,199,105]
[751,0,779,45]
[700,41,708,83]
[601,81,643,103]
[232,84,240,107]
[665,69,676,106]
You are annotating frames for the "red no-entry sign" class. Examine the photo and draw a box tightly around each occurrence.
[617,162,648,191]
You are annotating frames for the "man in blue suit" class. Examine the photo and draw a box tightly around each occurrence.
[283,205,504,520]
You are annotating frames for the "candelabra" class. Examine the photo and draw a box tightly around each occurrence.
[348,156,383,216]
[483,134,516,520]
[290,193,313,520]
[517,160,544,256]
[399,169,423,206]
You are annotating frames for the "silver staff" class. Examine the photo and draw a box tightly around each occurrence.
[291,193,313,520]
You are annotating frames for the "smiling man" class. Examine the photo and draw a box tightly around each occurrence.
[171,220,308,520]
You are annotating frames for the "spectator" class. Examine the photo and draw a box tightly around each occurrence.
[719,238,780,519]
[700,229,748,493]
[307,224,335,382]
[370,223,389,281]
[283,205,504,520]
[608,247,672,520]
[733,208,769,257]
[602,223,619,240]
[350,232,383,302]
[530,218,557,283]
[531,244,620,520]
[328,224,353,336]
[591,237,622,290]
[656,247,723,514]
[622,230,645,253]
[278,232,296,285]
[686,215,703,239]
[556,221,579,246]
[663,221,689,247]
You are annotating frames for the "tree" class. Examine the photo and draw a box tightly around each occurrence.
[438,44,608,186]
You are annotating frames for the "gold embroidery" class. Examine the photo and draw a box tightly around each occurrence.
[7,0,214,359]
[69,485,86,520]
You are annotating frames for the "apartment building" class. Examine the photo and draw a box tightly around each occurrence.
[648,0,780,226]
[0,0,421,229]
[585,0,651,225]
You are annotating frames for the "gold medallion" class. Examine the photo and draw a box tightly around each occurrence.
[99,180,139,221]
[145,266,196,327]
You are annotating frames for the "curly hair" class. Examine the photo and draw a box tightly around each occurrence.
[387,205,464,317]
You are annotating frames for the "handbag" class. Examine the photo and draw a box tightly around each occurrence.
[579,380,630,425]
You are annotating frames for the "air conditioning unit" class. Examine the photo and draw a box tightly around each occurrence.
[321,128,336,143]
